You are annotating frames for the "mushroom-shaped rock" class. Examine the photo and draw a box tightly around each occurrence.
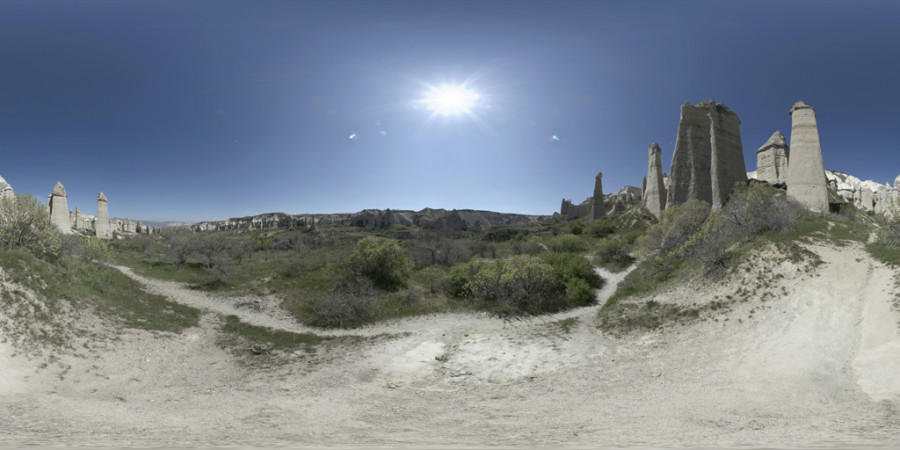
[755,130,790,185]
[49,181,72,231]
[52,181,67,197]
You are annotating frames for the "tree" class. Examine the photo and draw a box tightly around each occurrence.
[0,193,60,257]
[344,237,409,291]
[253,231,273,261]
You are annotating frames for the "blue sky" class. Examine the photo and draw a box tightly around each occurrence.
[1,0,898,222]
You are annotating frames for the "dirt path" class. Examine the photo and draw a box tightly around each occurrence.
[109,263,636,338]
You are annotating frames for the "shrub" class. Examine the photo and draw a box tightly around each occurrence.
[304,279,381,329]
[595,238,635,269]
[721,183,804,236]
[468,255,564,317]
[637,199,710,268]
[549,234,587,253]
[542,251,603,288]
[565,278,594,307]
[344,236,409,291]
[0,193,60,257]
[569,219,585,235]
[590,219,615,238]
[877,216,900,249]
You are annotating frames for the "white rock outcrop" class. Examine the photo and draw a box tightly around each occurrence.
[0,175,14,201]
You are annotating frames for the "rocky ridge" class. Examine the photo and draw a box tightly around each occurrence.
[192,208,548,233]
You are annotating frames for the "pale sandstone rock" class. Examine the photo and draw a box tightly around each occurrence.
[666,99,747,209]
[755,131,790,185]
[49,181,72,232]
[95,192,112,239]
[591,172,606,221]
[786,101,829,212]
[642,143,667,218]
[0,174,14,201]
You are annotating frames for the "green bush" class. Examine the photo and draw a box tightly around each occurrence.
[595,238,635,269]
[589,219,615,238]
[569,219,585,235]
[344,236,409,291]
[565,278,594,307]
[549,234,587,253]
[468,255,564,317]
[542,251,603,288]
[637,199,710,268]
[0,193,60,257]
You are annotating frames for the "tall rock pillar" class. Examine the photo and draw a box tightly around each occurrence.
[95,192,112,239]
[786,101,828,212]
[666,99,746,209]
[49,181,71,231]
[642,142,667,218]
[591,172,606,221]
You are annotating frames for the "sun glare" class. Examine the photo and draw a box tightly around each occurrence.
[423,84,480,117]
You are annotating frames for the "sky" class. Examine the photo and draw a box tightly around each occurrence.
[1,0,899,223]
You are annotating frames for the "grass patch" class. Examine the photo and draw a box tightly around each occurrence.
[599,299,700,332]
[0,249,200,334]
[866,242,900,266]
[218,314,333,354]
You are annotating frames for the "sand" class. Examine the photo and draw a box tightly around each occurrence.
[0,242,899,448]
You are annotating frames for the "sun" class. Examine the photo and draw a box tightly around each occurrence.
[422,84,480,117]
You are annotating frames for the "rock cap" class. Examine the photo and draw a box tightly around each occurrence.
[649,142,661,154]
[98,192,108,202]
[52,181,67,197]
[789,100,815,115]
[756,130,787,154]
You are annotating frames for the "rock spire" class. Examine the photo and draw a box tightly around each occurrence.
[49,181,71,232]
[786,101,828,212]
[591,172,606,221]
[755,130,790,185]
[666,99,747,209]
[95,192,112,239]
[641,143,667,218]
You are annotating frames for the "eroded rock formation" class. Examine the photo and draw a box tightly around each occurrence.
[786,101,828,212]
[49,182,72,232]
[0,175,14,201]
[826,171,900,217]
[641,143,667,218]
[591,172,606,221]
[755,131,790,185]
[95,192,112,239]
[666,99,747,209]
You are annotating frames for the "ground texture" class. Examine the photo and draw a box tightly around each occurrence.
[1,242,899,448]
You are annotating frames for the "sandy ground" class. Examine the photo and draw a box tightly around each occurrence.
[1,242,899,448]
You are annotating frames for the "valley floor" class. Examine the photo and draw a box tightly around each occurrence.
[1,242,899,448]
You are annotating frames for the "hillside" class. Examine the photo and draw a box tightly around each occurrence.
[1,240,899,447]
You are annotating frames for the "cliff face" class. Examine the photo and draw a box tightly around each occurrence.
[192,209,547,233]
[667,99,747,209]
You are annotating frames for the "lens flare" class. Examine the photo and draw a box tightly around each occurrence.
[422,84,480,117]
